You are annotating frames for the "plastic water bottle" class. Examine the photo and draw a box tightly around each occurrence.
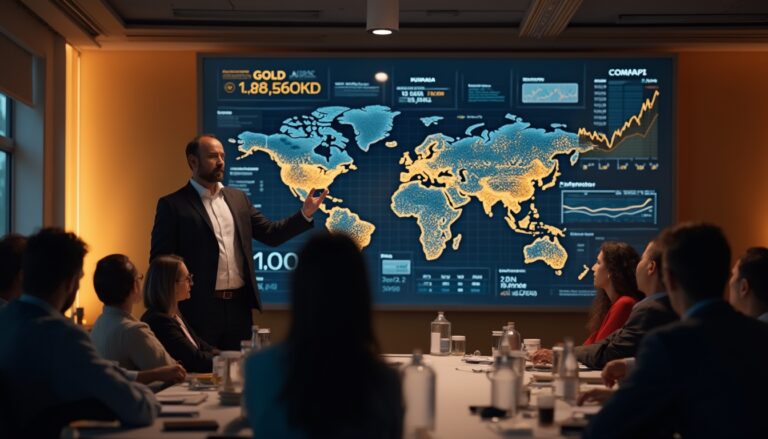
[555,338,579,404]
[430,312,451,356]
[488,353,518,417]
[497,322,522,354]
[402,350,436,437]
[250,325,261,351]
[552,345,564,396]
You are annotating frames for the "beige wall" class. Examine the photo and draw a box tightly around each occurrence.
[74,50,768,352]
[676,52,768,255]
[77,51,197,321]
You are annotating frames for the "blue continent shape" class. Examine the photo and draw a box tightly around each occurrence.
[245,105,368,170]
[238,131,354,171]
[420,116,444,127]
[391,181,461,260]
[337,105,401,152]
[413,122,581,196]
[311,106,350,123]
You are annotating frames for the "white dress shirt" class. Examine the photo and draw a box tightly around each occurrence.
[174,314,199,349]
[91,306,176,371]
[189,179,245,290]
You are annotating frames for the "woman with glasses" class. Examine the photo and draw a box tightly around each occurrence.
[141,255,219,372]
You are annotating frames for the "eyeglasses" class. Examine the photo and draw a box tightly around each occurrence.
[177,273,194,285]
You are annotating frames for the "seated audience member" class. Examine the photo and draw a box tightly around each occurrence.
[0,228,159,437]
[533,238,677,369]
[244,233,403,439]
[584,223,768,439]
[91,254,182,373]
[0,234,27,309]
[592,247,768,389]
[728,247,768,323]
[582,241,643,345]
[141,255,218,372]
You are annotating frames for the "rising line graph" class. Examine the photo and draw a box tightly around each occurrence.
[578,89,660,150]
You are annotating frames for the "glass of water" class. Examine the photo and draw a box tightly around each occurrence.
[451,335,466,356]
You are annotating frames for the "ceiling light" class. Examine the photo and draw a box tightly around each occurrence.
[367,0,399,35]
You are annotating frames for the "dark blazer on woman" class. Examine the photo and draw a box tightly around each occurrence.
[140,309,217,373]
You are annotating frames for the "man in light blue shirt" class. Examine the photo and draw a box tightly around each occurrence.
[727,247,768,323]
[0,228,160,437]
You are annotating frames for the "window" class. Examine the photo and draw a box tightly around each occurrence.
[0,151,7,235]
[0,93,11,235]
[0,93,7,136]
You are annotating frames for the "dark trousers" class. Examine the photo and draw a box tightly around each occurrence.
[182,287,253,351]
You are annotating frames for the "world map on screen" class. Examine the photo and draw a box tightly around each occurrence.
[232,91,658,276]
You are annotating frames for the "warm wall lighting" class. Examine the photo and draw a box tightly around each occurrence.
[367,0,399,35]
[64,44,82,312]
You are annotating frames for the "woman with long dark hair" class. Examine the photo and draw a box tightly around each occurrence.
[583,241,643,345]
[244,233,403,439]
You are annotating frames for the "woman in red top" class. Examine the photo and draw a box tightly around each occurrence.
[583,242,643,345]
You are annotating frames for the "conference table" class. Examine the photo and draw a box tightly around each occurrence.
[72,354,605,439]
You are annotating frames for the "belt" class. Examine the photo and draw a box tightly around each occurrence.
[213,289,238,300]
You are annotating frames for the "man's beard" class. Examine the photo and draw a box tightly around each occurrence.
[200,166,224,183]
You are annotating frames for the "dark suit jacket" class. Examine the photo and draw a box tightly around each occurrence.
[584,301,768,439]
[0,300,158,434]
[575,293,677,369]
[150,183,313,312]
[141,309,218,373]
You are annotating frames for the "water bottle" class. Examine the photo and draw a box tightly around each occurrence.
[552,345,564,396]
[430,311,451,356]
[487,353,518,417]
[497,321,522,354]
[250,325,261,351]
[509,351,528,408]
[555,338,579,404]
[402,350,436,437]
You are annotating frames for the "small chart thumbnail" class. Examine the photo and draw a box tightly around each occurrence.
[561,190,657,225]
